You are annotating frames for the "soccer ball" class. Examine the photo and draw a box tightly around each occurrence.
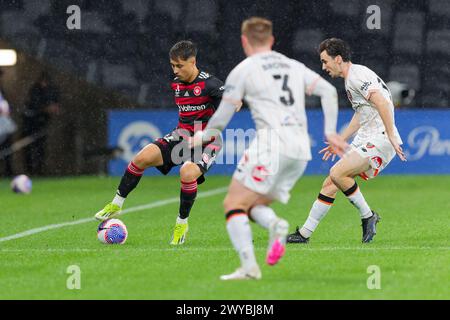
[97,219,128,244]
[10,175,32,194]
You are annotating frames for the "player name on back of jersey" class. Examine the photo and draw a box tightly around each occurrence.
[260,54,291,71]
[262,61,291,71]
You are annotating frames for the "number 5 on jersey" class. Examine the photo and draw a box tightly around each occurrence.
[273,74,295,106]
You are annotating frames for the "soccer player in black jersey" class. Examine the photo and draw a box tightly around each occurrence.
[95,41,225,245]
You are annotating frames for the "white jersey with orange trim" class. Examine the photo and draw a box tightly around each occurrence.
[345,63,403,144]
[216,50,338,160]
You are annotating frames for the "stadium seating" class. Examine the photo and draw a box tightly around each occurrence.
[389,64,421,91]
[0,0,448,108]
[122,0,148,22]
[292,29,324,54]
[0,11,37,36]
[23,0,51,20]
[0,0,23,11]
[392,12,425,56]
[429,0,450,18]
[426,29,450,55]
[329,0,361,18]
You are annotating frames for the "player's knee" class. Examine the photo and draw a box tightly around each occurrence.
[223,201,242,214]
[134,145,161,168]
[133,153,151,169]
[329,168,342,186]
[322,176,333,189]
[322,177,338,196]
[134,151,159,169]
[223,195,233,212]
[180,162,201,182]
[223,195,251,214]
[223,194,239,212]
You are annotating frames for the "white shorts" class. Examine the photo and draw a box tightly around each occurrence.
[350,133,396,180]
[233,146,308,204]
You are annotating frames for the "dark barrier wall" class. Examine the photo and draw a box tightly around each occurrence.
[108,109,450,176]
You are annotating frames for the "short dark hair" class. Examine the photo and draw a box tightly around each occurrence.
[169,40,198,61]
[318,38,352,62]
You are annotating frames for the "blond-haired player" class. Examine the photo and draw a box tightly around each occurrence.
[192,19,346,280]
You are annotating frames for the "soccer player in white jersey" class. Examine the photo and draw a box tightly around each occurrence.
[192,18,347,280]
[287,38,407,244]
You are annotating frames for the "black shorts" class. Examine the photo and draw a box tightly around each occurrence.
[152,129,221,184]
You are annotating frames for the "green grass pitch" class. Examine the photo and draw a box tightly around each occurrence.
[0,175,449,299]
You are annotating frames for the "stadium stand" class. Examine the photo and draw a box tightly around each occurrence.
[0,0,448,109]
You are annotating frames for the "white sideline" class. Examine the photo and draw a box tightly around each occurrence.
[0,187,228,243]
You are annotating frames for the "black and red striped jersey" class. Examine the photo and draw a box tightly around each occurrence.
[170,70,224,133]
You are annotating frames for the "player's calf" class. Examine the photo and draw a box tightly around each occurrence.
[170,162,201,245]
[287,192,335,243]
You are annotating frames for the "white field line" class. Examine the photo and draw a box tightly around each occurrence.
[0,247,449,253]
[0,187,228,243]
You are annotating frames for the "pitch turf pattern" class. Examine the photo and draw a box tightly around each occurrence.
[0,176,448,299]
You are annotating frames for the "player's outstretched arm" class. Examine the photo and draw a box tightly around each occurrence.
[370,91,406,161]
[319,113,359,161]
[305,68,339,136]
[340,112,361,141]
[323,133,348,159]
[307,74,350,159]
[193,65,247,148]
[191,98,238,148]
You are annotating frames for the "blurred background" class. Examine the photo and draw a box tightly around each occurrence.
[0,0,449,176]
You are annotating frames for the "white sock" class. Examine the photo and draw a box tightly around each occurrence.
[112,193,125,208]
[301,196,333,238]
[176,217,188,224]
[226,214,257,270]
[345,185,372,219]
[250,205,277,230]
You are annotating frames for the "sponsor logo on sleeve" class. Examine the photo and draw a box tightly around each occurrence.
[360,81,371,91]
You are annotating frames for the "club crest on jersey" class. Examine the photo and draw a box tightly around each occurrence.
[193,86,202,96]
[175,84,180,97]
[252,165,269,182]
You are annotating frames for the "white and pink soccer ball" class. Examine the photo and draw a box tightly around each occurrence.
[10,175,32,194]
[97,219,128,244]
